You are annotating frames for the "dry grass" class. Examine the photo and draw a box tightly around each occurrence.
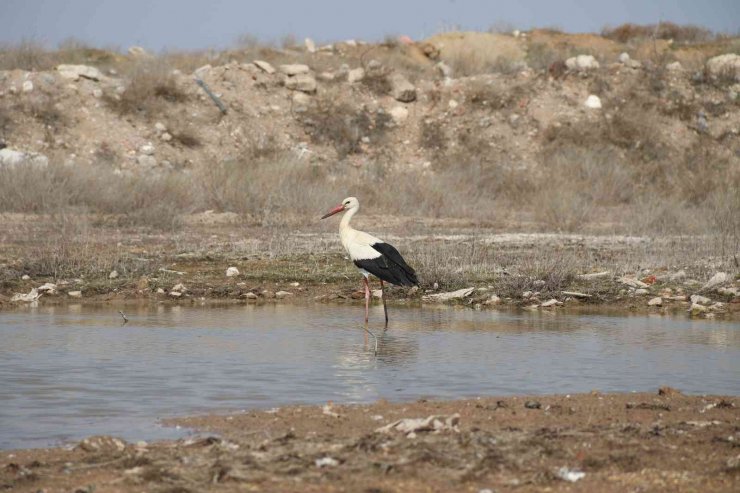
[602,22,714,45]
[103,60,187,117]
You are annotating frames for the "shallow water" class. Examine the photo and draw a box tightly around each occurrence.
[1,303,738,449]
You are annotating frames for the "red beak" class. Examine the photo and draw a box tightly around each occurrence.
[321,204,345,219]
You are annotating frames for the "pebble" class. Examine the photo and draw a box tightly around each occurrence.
[275,291,293,299]
[68,291,82,298]
[140,144,155,155]
[226,266,240,277]
[21,274,30,280]
[22,80,34,93]
[585,94,602,109]
[109,270,119,279]
[648,296,662,306]
[524,400,542,409]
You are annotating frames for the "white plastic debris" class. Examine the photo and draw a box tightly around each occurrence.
[557,467,586,482]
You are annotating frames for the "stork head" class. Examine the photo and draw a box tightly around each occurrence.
[321,197,358,219]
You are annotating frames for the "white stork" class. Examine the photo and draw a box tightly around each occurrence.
[321,197,418,328]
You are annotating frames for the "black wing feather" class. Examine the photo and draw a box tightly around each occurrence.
[371,242,418,286]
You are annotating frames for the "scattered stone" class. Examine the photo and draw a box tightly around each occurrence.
[68,290,82,298]
[690,294,711,305]
[618,52,631,64]
[226,267,240,277]
[37,283,57,294]
[275,291,293,299]
[718,286,739,297]
[372,289,383,299]
[285,73,317,93]
[524,400,542,409]
[279,64,310,76]
[172,283,187,293]
[91,88,103,98]
[435,61,453,78]
[666,61,683,71]
[634,288,649,296]
[422,287,474,302]
[128,46,152,58]
[706,53,740,82]
[253,60,276,74]
[376,414,460,435]
[243,292,258,299]
[579,271,611,280]
[618,277,649,289]
[262,290,276,299]
[21,80,33,93]
[137,155,157,168]
[540,299,562,307]
[484,294,501,305]
[10,288,41,303]
[584,94,602,109]
[289,282,300,287]
[565,54,600,71]
[648,297,663,307]
[169,291,182,298]
[702,272,729,291]
[21,274,30,280]
[56,64,104,81]
[388,73,416,102]
[347,67,365,83]
[155,122,167,132]
[156,288,165,294]
[0,148,49,168]
[77,435,127,453]
[557,467,586,483]
[304,38,316,53]
[689,303,707,316]
[161,132,172,142]
[389,105,409,124]
[109,270,119,279]
[315,457,339,467]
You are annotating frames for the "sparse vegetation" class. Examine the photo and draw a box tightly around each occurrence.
[103,60,187,117]
[602,22,714,45]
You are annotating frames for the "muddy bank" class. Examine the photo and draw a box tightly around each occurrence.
[2,391,738,492]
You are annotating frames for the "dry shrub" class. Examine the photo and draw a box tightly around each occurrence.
[0,163,189,229]
[299,92,390,158]
[104,61,187,117]
[602,22,714,44]
[465,79,529,110]
[0,40,53,71]
[526,42,562,71]
[419,120,447,153]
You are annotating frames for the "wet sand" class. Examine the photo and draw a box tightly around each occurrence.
[2,390,738,492]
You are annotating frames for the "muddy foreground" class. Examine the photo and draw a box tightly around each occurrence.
[2,390,738,492]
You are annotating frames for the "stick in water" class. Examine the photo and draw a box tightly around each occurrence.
[118,310,129,324]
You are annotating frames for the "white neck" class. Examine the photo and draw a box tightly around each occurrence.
[340,206,358,233]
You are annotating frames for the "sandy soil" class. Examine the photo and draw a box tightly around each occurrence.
[2,390,738,492]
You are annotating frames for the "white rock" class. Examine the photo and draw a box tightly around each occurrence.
[109,270,119,279]
[315,457,338,468]
[540,299,562,307]
[128,46,152,58]
[372,289,383,298]
[344,39,357,47]
[557,467,586,482]
[389,106,409,124]
[423,287,474,302]
[376,414,460,435]
[584,94,602,109]
[718,286,739,297]
[37,283,57,294]
[634,288,649,295]
[689,303,708,315]
[226,267,240,277]
[648,297,663,306]
[289,282,300,287]
[193,64,212,78]
[690,294,711,305]
[253,60,276,74]
[618,277,649,289]
[68,290,82,298]
[56,64,104,81]
[154,122,167,132]
[275,290,293,299]
[706,53,740,82]
[169,291,182,297]
[161,132,172,141]
[156,288,165,294]
[21,274,30,280]
[666,61,683,71]
[448,99,459,109]
[172,283,187,293]
[279,64,310,76]
[284,74,317,93]
[565,55,600,71]
[139,144,155,155]
[388,73,416,102]
[243,292,258,299]
[11,288,41,303]
[22,80,33,93]
[435,61,453,78]
[702,272,728,291]
[0,148,49,169]
[291,92,312,112]
[91,88,103,98]
[304,38,316,53]
[484,294,501,305]
[347,67,365,83]
[618,52,631,64]
[579,271,611,280]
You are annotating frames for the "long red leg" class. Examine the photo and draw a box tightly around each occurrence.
[363,276,370,324]
[380,279,388,329]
